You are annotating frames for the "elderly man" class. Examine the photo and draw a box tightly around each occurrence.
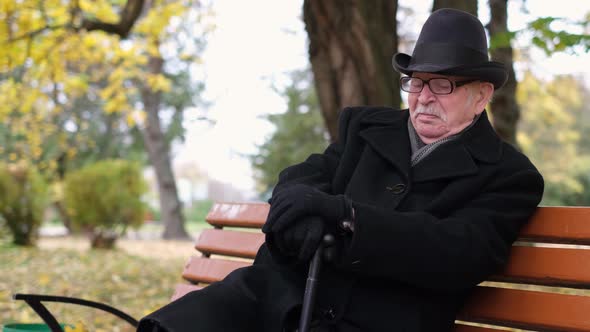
[138,8,543,332]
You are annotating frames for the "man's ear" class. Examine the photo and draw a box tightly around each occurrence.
[474,82,494,114]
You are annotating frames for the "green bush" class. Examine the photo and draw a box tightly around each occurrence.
[63,159,147,248]
[184,199,213,223]
[0,161,49,246]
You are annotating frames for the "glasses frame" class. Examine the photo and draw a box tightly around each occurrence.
[400,76,479,95]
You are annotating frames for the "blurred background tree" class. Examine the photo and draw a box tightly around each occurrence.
[251,69,329,198]
[488,0,520,146]
[517,72,590,205]
[0,0,211,240]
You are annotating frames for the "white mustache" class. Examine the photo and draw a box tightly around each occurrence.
[414,104,447,122]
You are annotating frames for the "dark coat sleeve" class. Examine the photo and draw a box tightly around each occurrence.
[263,108,358,265]
[340,166,544,292]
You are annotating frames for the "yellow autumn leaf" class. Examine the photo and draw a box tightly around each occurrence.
[79,0,118,23]
[65,321,90,332]
[132,109,146,125]
[45,5,69,25]
[38,273,50,286]
[1,0,17,12]
[145,42,161,57]
[135,53,149,65]
[136,1,186,37]
[31,146,43,160]
[99,84,116,101]
[65,147,77,159]
[126,112,137,127]
[64,76,90,96]
[104,93,129,114]
[146,74,172,93]
[19,309,32,322]
[108,67,128,85]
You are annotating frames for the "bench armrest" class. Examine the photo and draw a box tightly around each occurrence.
[13,293,138,332]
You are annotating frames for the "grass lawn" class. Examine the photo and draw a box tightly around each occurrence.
[0,236,196,332]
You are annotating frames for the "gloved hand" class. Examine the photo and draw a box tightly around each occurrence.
[267,216,325,263]
[262,184,351,234]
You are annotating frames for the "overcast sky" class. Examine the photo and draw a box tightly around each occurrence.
[173,0,590,199]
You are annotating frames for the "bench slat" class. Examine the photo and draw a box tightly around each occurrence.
[204,204,590,242]
[458,287,590,331]
[206,202,269,228]
[182,256,251,284]
[490,246,590,288]
[195,229,264,259]
[453,324,503,332]
[171,284,203,302]
[520,207,590,244]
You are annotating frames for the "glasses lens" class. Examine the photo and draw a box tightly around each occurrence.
[401,77,422,93]
[429,78,453,94]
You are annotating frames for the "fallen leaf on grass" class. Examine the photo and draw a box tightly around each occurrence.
[38,273,51,286]
[65,322,89,332]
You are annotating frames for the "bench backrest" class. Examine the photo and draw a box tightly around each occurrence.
[175,203,590,332]
[173,203,267,299]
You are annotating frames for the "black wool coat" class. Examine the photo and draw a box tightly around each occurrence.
[256,106,544,331]
[137,106,544,332]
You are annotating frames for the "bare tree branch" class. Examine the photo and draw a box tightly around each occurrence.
[80,0,146,38]
[4,24,71,44]
[5,0,146,44]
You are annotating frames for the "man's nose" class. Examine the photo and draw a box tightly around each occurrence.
[418,84,436,104]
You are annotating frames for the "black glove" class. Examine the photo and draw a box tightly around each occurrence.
[266,216,325,263]
[262,184,351,234]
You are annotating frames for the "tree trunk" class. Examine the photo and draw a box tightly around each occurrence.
[90,230,118,249]
[54,201,74,233]
[303,0,400,142]
[487,0,519,146]
[55,154,75,233]
[140,55,189,239]
[432,0,477,14]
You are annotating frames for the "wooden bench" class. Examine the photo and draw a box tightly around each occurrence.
[176,202,590,332]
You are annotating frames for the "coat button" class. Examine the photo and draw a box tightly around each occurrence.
[386,183,406,194]
[323,308,336,320]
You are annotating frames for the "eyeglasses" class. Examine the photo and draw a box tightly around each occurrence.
[400,77,479,95]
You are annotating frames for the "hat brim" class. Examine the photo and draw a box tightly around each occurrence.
[393,52,508,90]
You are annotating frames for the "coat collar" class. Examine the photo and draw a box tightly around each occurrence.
[358,109,503,183]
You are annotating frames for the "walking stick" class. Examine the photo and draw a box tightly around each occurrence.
[298,234,335,332]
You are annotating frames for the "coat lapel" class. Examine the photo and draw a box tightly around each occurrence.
[358,109,411,178]
[411,142,478,182]
[412,111,503,182]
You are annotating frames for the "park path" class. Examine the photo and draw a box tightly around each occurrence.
[38,225,199,260]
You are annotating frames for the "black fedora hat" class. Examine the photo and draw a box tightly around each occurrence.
[392,8,508,89]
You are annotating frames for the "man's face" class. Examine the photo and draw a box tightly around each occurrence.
[407,72,490,144]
